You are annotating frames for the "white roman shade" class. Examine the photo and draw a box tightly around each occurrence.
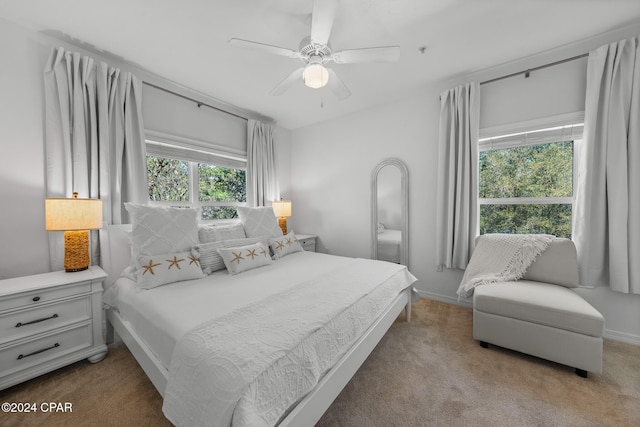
[480,112,584,151]
[145,135,246,169]
[142,84,247,167]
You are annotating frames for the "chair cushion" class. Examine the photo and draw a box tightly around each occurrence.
[522,238,579,288]
[473,281,604,337]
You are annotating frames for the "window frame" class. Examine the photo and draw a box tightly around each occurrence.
[478,113,584,236]
[145,133,247,223]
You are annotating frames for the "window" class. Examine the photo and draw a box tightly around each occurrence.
[146,138,247,221]
[479,120,582,238]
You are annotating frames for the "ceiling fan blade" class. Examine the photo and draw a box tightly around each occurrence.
[310,0,339,45]
[228,38,299,58]
[332,46,401,64]
[270,68,304,96]
[326,68,351,100]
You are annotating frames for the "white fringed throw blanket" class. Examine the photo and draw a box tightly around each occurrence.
[457,234,554,299]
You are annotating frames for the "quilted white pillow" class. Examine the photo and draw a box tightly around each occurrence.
[125,203,199,261]
[269,231,303,259]
[237,206,282,238]
[135,251,205,289]
[218,242,273,275]
[198,222,246,243]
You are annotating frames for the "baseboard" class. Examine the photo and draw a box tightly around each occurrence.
[604,329,640,346]
[416,290,473,308]
[417,290,640,346]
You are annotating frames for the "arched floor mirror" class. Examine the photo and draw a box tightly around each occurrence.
[371,158,409,266]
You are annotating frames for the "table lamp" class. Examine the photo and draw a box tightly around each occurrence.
[272,200,292,235]
[45,192,103,272]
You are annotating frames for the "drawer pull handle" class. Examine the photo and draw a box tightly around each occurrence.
[16,314,59,328]
[32,296,40,302]
[17,343,60,360]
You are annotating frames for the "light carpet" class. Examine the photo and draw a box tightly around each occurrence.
[1,298,638,426]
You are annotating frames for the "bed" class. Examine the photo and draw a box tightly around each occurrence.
[99,211,417,426]
[377,228,402,263]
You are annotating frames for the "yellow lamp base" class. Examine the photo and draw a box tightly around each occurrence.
[277,217,288,235]
[64,230,90,272]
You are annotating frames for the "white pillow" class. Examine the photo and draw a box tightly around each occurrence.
[269,231,303,259]
[135,251,205,289]
[198,222,246,243]
[217,242,273,275]
[125,203,199,261]
[193,236,269,274]
[237,206,282,238]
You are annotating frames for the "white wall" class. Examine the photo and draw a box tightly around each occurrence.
[290,23,640,344]
[290,88,461,291]
[0,18,51,279]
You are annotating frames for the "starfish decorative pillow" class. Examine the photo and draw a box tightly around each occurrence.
[268,231,303,259]
[135,251,205,289]
[193,236,269,275]
[217,242,273,275]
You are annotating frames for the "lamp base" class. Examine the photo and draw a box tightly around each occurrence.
[64,230,90,272]
[277,217,288,235]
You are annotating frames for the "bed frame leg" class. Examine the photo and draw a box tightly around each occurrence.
[575,368,588,378]
[404,301,411,322]
[106,320,115,344]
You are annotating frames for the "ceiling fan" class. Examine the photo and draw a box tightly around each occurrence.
[228,0,400,100]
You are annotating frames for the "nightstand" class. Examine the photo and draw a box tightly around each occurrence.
[296,234,317,252]
[0,266,108,390]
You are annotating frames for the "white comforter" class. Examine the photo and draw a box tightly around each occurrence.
[161,256,415,427]
[105,251,355,368]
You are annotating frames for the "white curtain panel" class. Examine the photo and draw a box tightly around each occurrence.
[435,82,480,270]
[246,119,280,207]
[44,47,147,270]
[574,36,640,294]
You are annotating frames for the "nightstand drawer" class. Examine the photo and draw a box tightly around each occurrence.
[1,296,92,342]
[0,282,91,312]
[299,237,316,252]
[0,323,92,376]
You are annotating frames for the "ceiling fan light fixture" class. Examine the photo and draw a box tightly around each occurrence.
[303,63,329,89]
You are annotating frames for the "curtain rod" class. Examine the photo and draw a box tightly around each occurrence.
[480,53,589,86]
[142,81,248,121]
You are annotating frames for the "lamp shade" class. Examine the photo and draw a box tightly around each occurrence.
[45,196,103,231]
[272,200,292,218]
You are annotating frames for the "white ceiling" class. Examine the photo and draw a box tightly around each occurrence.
[1,0,640,129]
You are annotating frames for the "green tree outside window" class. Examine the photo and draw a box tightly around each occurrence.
[479,141,573,238]
[147,155,246,220]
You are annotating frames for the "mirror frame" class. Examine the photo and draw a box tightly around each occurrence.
[371,158,409,266]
